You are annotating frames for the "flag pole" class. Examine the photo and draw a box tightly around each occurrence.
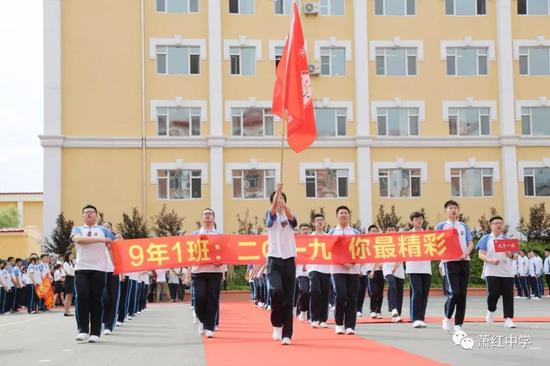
[279,116,286,184]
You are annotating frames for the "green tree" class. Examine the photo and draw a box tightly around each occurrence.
[518,203,550,243]
[236,209,264,234]
[376,205,402,230]
[151,205,185,237]
[0,206,19,228]
[116,207,149,239]
[43,213,74,255]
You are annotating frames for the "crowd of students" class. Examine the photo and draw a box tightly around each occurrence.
[2,195,550,347]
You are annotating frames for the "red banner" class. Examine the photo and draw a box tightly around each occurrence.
[110,229,462,274]
[494,239,519,252]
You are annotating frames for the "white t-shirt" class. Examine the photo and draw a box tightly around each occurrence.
[191,228,225,274]
[360,263,374,274]
[330,226,361,275]
[544,256,550,275]
[71,225,115,272]
[383,262,405,279]
[54,270,62,281]
[127,272,141,281]
[22,272,31,285]
[306,232,331,274]
[405,229,432,275]
[296,264,308,277]
[63,262,75,277]
[156,269,168,283]
[27,264,40,284]
[168,268,181,284]
[435,220,473,262]
[517,256,529,276]
[266,210,297,259]
[476,233,514,278]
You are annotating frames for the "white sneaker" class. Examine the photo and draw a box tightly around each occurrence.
[356,311,362,317]
[298,311,307,322]
[544,295,550,298]
[128,316,135,320]
[370,312,377,319]
[453,325,463,333]
[281,337,291,345]
[335,325,345,334]
[420,321,427,328]
[75,333,89,342]
[345,328,355,335]
[205,330,215,338]
[198,322,204,336]
[376,313,382,319]
[267,305,272,311]
[88,335,100,343]
[320,322,328,328]
[533,297,541,301]
[442,318,453,332]
[412,320,423,328]
[392,315,402,323]
[504,318,516,328]
[103,329,112,335]
[272,327,283,341]
[514,296,522,299]
[311,321,320,328]
[486,310,495,324]
[258,302,265,308]
[116,321,123,327]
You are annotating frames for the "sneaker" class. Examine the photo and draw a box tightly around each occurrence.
[298,311,307,322]
[258,302,265,308]
[544,295,550,298]
[357,311,362,317]
[392,316,402,323]
[442,318,453,332]
[376,313,382,319]
[281,337,291,345]
[454,325,463,333]
[205,330,215,338]
[198,322,204,336]
[514,296,522,299]
[267,305,272,311]
[504,318,516,329]
[116,321,123,327]
[272,327,283,341]
[320,322,328,328]
[345,328,355,335]
[420,321,428,328]
[486,310,495,324]
[128,316,135,320]
[533,297,541,301]
[335,325,345,334]
[103,329,112,335]
[412,320,423,328]
[311,321,320,328]
[75,333,89,342]
[370,312,377,319]
[88,335,100,343]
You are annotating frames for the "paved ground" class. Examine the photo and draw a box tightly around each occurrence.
[0,295,548,366]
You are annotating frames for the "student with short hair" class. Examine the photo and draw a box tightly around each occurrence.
[266,183,297,345]
[308,213,330,328]
[477,216,516,328]
[330,206,361,335]
[70,204,115,343]
[406,211,432,328]
[436,200,474,332]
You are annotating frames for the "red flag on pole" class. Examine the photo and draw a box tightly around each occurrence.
[272,1,316,153]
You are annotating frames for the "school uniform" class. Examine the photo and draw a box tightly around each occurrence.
[517,255,530,298]
[168,268,181,301]
[330,226,361,331]
[435,220,473,326]
[512,258,521,297]
[26,264,38,313]
[476,234,515,319]
[308,233,331,324]
[357,264,370,314]
[117,274,130,324]
[71,225,115,337]
[295,264,310,316]
[127,271,141,317]
[12,266,23,311]
[369,264,384,315]
[266,209,297,339]
[528,256,543,298]
[63,261,75,295]
[102,250,120,332]
[383,262,405,317]
[406,234,432,323]
[544,256,550,296]
[0,268,10,314]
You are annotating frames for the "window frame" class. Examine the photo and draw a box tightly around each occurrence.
[448,107,491,136]
[375,47,418,76]
[378,168,422,198]
[374,0,416,16]
[450,168,493,197]
[518,0,550,15]
[156,45,201,75]
[229,0,255,14]
[231,107,275,137]
[156,107,202,137]
[523,167,550,197]
[320,0,345,16]
[445,0,486,16]
[376,107,419,136]
[156,0,199,13]
[446,47,489,76]
[305,169,349,198]
[232,169,276,199]
[320,46,347,76]
[157,169,202,200]
[519,46,550,75]
[229,46,256,76]
[314,107,348,136]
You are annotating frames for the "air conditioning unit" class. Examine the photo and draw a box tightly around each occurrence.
[308,63,320,76]
[303,2,320,15]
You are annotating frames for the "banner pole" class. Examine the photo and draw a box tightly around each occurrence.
[279,118,286,184]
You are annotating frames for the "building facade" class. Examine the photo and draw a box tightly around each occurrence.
[41,0,550,237]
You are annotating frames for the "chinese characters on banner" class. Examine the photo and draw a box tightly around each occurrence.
[493,239,519,252]
[110,229,462,274]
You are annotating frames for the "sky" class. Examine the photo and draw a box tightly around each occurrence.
[0,1,43,193]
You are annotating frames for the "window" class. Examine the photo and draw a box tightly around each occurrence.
[376,47,417,76]
[450,168,493,197]
[156,46,200,75]
[157,169,201,199]
[320,0,345,15]
[275,46,284,68]
[519,47,550,75]
[377,108,419,136]
[375,0,415,15]
[232,169,276,199]
[315,108,347,136]
[275,0,296,15]
[320,47,346,76]
[518,0,550,15]
[229,0,254,14]
[445,0,486,15]
[230,46,256,75]
[524,168,550,196]
[447,47,488,76]
[231,108,274,136]
[448,107,490,136]
[379,169,421,198]
[306,169,348,198]
[156,0,199,12]
[521,107,550,135]
[157,107,201,136]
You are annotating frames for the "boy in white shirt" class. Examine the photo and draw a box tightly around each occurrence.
[476,216,516,328]
[517,250,530,299]
[528,250,543,299]
[308,214,330,328]
[296,223,311,322]
[544,249,550,298]
[382,225,404,323]
[330,206,361,335]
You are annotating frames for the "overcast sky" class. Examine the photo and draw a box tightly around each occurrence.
[0,1,43,193]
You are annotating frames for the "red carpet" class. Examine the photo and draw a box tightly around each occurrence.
[330,316,550,324]
[202,302,448,366]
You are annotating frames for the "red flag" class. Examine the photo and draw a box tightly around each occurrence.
[272,1,316,153]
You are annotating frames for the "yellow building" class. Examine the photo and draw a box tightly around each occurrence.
[0,193,43,257]
[40,0,550,237]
